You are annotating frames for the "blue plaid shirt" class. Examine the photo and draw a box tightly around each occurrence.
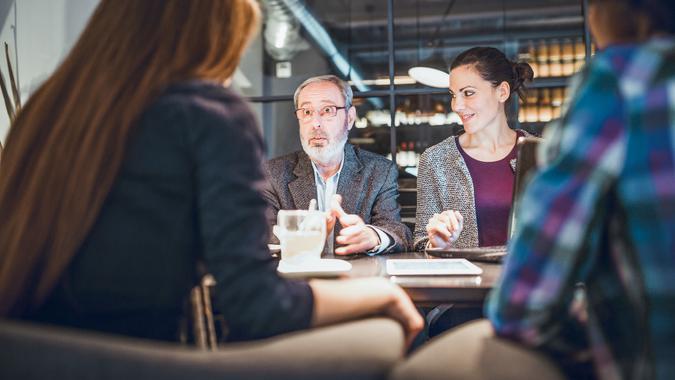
[487,37,675,380]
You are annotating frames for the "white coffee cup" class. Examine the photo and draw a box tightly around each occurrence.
[276,210,326,264]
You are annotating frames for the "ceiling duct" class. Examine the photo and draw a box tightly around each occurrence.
[261,0,308,61]
[262,0,383,108]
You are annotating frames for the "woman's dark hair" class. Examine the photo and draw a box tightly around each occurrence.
[450,47,534,104]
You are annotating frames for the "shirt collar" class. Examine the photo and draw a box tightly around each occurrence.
[310,155,345,185]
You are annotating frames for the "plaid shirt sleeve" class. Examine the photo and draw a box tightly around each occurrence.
[486,57,628,350]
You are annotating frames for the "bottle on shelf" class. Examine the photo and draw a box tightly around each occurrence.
[548,39,562,77]
[561,38,575,76]
[518,99,526,123]
[415,151,421,168]
[398,141,408,167]
[525,89,539,123]
[574,37,586,72]
[518,86,570,125]
[527,40,539,78]
[406,141,418,168]
[551,87,564,119]
[537,40,550,78]
[538,88,553,122]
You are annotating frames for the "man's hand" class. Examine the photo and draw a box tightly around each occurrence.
[326,212,337,235]
[330,195,380,255]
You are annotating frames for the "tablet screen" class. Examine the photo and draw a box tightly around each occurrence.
[386,259,482,275]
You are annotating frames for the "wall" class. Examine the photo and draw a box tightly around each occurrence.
[262,45,331,159]
[0,0,99,144]
[0,1,297,158]
[0,0,271,151]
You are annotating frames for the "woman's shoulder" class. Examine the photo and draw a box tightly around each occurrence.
[421,135,460,161]
[417,136,464,179]
[138,80,260,148]
[154,80,249,116]
[147,80,257,133]
[515,129,541,140]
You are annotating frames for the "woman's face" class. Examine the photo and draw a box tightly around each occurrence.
[449,64,509,134]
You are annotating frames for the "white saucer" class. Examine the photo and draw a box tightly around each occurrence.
[277,259,352,278]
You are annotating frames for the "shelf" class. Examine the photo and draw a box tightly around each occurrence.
[519,121,554,125]
[529,76,570,88]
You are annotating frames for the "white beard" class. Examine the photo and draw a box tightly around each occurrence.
[301,127,349,166]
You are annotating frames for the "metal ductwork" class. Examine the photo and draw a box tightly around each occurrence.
[261,0,308,61]
[261,0,381,108]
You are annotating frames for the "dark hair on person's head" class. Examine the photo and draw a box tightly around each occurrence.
[632,0,675,34]
[590,0,675,34]
[450,47,534,104]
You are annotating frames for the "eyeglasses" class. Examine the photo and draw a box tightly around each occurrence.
[295,105,347,122]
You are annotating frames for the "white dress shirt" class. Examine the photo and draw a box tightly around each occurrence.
[310,159,391,255]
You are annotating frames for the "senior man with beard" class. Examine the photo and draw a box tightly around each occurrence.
[263,75,411,255]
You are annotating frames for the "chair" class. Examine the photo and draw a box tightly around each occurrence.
[180,274,220,350]
[0,317,405,380]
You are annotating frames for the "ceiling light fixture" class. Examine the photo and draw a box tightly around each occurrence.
[408,0,456,88]
[408,50,449,88]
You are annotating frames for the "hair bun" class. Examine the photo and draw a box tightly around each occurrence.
[511,62,534,102]
[512,62,534,89]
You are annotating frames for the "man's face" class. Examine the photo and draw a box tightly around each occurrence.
[296,81,355,165]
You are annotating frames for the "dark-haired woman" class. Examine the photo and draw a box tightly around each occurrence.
[396,1,675,379]
[414,47,536,251]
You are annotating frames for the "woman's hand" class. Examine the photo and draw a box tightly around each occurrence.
[309,278,424,348]
[382,280,425,347]
[426,210,464,248]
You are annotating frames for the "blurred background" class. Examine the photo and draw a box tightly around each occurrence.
[0,0,590,190]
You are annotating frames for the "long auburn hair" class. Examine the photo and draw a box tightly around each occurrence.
[0,0,260,317]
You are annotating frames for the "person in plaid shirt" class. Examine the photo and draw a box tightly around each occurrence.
[393,1,674,379]
[486,0,675,378]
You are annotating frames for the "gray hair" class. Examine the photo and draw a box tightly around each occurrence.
[293,75,353,109]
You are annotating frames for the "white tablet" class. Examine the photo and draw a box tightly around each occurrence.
[386,259,483,276]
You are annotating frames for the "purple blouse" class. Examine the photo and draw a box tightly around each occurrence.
[456,131,521,246]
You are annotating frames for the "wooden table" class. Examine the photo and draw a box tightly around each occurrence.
[343,251,502,306]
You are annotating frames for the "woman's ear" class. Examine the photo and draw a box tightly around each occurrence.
[497,81,511,103]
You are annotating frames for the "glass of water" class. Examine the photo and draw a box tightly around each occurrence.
[276,210,326,264]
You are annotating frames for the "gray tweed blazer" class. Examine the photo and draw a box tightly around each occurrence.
[263,144,412,254]
[413,130,535,251]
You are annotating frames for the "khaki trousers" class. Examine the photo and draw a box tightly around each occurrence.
[392,319,567,380]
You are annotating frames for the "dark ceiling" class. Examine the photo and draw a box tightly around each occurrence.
[298,0,585,78]
[260,0,585,87]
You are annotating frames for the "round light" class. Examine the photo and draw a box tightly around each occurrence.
[408,67,449,88]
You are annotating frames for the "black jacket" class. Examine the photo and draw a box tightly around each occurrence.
[31,81,313,342]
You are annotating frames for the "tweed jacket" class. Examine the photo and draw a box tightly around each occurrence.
[413,130,535,251]
[263,144,412,254]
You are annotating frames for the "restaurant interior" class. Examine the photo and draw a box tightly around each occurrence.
[1,0,673,379]
[234,0,590,229]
